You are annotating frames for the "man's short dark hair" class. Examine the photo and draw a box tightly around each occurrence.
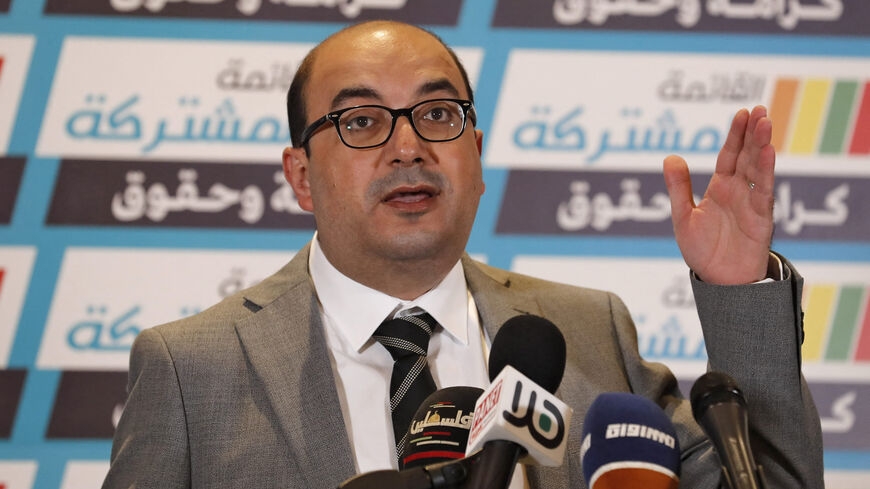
[286,23,476,150]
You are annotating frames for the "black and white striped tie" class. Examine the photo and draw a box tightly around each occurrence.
[373,312,438,463]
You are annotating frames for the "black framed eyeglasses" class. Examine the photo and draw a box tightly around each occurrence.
[299,98,476,149]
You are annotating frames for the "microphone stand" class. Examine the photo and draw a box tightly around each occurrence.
[460,441,523,489]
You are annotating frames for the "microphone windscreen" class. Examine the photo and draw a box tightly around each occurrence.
[580,393,680,489]
[401,386,483,469]
[689,371,746,422]
[488,315,566,393]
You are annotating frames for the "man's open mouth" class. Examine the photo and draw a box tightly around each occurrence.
[383,185,439,204]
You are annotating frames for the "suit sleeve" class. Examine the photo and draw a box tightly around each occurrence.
[605,253,823,489]
[688,253,824,488]
[102,327,191,489]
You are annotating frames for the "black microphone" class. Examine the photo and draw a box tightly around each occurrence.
[402,386,484,469]
[488,314,566,393]
[690,371,768,489]
[339,386,482,489]
[339,386,485,488]
[462,314,569,489]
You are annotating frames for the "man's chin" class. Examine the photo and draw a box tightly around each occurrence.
[375,231,457,263]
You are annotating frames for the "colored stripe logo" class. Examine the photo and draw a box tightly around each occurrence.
[802,284,870,362]
[769,78,870,156]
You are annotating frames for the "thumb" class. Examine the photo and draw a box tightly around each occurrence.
[663,155,695,228]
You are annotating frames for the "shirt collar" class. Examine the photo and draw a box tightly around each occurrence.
[308,234,469,352]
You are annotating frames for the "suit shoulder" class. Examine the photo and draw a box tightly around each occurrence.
[467,259,616,307]
[150,252,309,342]
[152,292,252,337]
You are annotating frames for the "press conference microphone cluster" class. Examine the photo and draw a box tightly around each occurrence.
[338,314,573,489]
[580,393,681,489]
[690,371,768,489]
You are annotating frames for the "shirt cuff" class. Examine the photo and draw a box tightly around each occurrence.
[754,252,784,283]
[691,252,784,284]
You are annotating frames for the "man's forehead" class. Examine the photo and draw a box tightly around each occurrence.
[327,78,461,111]
[305,23,466,105]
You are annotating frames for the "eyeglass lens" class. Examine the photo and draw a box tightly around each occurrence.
[338,100,465,148]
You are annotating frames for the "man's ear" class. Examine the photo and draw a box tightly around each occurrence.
[283,146,314,212]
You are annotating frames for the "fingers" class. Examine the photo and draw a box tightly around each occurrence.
[663,154,694,227]
[743,105,763,145]
[736,106,771,175]
[714,108,749,176]
[738,108,776,200]
[754,142,776,195]
[738,114,775,217]
[716,106,775,191]
[750,110,772,147]
[750,119,776,208]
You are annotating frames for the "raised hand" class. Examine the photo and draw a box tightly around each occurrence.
[663,106,775,285]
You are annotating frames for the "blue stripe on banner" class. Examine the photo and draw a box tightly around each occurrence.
[825,451,870,470]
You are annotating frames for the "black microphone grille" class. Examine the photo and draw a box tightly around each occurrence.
[488,314,566,394]
[690,371,746,422]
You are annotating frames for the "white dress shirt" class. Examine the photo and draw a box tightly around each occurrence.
[308,236,528,488]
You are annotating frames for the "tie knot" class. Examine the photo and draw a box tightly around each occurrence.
[373,312,436,361]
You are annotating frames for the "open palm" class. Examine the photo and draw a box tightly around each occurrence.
[663,106,775,285]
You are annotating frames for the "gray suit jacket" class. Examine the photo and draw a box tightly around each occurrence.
[103,245,823,489]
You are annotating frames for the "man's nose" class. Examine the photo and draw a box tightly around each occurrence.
[386,115,426,165]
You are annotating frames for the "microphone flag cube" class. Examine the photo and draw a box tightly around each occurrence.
[465,365,572,466]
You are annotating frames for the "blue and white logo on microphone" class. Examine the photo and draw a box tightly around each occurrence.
[580,392,680,488]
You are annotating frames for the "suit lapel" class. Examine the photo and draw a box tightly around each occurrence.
[461,255,571,489]
[462,255,543,338]
[235,245,356,487]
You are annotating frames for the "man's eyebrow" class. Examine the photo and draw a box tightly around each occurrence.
[330,86,382,110]
[416,78,461,98]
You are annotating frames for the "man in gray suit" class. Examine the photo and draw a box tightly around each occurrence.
[103,21,823,489]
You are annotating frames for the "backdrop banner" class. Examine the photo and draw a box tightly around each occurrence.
[0,0,868,487]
